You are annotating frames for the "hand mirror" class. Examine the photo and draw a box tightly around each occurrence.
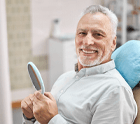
[27,62,45,94]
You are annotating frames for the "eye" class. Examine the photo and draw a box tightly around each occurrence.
[95,33,103,36]
[79,32,87,36]
[93,33,104,39]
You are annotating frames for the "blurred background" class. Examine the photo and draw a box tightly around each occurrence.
[0,0,140,123]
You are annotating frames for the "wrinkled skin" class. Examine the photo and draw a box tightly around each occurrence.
[75,13,116,71]
[21,91,58,124]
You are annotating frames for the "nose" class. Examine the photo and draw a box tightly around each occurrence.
[83,33,94,46]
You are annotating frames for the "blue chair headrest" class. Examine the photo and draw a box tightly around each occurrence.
[111,40,140,89]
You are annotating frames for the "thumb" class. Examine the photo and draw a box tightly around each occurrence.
[44,92,55,101]
[34,91,44,100]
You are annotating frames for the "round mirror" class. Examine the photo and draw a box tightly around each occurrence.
[27,62,45,94]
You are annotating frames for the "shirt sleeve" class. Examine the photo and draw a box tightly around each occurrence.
[90,86,137,124]
[23,119,39,124]
[48,114,69,124]
[22,114,69,124]
[23,119,34,124]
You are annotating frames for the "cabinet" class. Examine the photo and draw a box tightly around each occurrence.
[48,38,77,90]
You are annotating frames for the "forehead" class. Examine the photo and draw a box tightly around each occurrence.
[77,12,112,32]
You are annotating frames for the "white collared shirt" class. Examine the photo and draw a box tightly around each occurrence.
[23,60,137,124]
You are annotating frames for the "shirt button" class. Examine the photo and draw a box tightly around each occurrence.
[76,76,79,79]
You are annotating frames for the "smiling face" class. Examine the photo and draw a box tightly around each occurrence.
[75,12,116,70]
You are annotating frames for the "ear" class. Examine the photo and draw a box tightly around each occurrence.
[111,36,117,52]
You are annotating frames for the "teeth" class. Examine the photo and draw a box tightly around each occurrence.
[82,49,96,54]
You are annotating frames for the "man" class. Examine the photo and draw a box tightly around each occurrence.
[21,5,137,124]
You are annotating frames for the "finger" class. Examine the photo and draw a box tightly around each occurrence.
[32,94,40,106]
[22,108,31,115]
[34,91,44,100]
[30,93,41,104]
[34,91,49,101]
[21,100,33,113]
[30,94,35,102]
[26,95,34,111]
[44,92,55,101]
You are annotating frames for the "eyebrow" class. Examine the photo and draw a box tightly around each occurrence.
[77,29,87,32]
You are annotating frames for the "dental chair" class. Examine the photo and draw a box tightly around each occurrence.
[111,40,140,124]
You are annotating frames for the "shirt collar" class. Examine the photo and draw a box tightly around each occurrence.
[75,60,115,77]
[75,63,79,72]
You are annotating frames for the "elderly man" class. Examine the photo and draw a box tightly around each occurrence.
[21,5,137,124]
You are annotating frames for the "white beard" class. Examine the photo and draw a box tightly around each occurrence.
[78,54,102,67]
[78,48,111,67]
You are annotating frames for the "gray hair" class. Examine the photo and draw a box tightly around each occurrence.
[80,5,118,37]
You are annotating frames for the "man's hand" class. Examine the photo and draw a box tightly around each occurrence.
[32,91,58,124]
[21,94,34,119]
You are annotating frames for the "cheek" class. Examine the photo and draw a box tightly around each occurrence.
[102,42,112,55]
[96,41,105,53]
[75,40,80,55]
[75,38,82,49]
[75,35,83,44]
